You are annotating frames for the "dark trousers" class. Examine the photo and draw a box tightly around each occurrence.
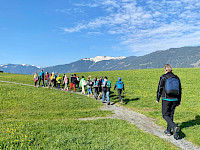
[117,89,122,102]
[54,79,57,87]
[93,87,99,99]
[35,80,38,86]
[57,83,60,89]
[39,78,44,86]
[162,100,178,131]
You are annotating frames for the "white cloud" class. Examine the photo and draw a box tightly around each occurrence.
[62,0,200,55]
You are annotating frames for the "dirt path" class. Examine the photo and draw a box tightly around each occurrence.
[1,80,200,150]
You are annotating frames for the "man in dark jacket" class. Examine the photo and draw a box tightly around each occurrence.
[69,74,76,92]
[157,64,182,140]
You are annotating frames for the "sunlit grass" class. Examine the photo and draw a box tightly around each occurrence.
[1,68,200,147]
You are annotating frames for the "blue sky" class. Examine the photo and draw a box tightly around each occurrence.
[0,0,200,67]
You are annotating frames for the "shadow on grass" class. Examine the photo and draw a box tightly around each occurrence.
[123,98,140,104]
[109,91,140,105]
[179,115,200,138]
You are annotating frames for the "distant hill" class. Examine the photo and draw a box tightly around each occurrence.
[1,46,200,75]
[43,46,200,73]
[0,64,40,75]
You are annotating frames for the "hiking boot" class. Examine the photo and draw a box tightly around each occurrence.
[173,127,180,140]
[107,102,110,105]
[164,130,172,136]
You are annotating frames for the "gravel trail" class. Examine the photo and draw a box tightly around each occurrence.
[1,80,199,150]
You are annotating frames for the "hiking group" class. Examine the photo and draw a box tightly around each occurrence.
[33,64,181,140]
[33,71,125,105]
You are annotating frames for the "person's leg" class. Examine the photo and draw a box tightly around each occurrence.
[90,87,92,95]
[102,90,106,102]
[81,85,84,94]
[39,78,41,86]
[162,100,177,130]
[54,79,56,88]
[78,82,80,90]
[51,80,54,88]
[117,89,122,102]
[69,83,73,90]
[73,83,75,91]
[83,86,85,94]
[87,87,89,95]
[97,87,99,96]
[42,79,44,86]
[106,91,110,103]
[65,83,67,91]
[35,81,37,86]
[94,88,97,99]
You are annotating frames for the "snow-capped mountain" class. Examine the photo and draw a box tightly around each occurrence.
[0,64,41,75]
[82,56,126,63]
[2,46,200,75]
[21,64,41,69]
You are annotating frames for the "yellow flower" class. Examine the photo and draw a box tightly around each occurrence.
[25,135,28,138]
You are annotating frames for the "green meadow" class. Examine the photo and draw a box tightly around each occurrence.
[0,68,200,149]
[75,68,200,146]
[0,81,178,150]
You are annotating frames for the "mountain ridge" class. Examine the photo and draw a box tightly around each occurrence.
[1,46,200,75]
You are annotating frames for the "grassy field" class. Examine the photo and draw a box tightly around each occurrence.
[0,68,200,147]
[74,68,200,146]
[0,81,179,150]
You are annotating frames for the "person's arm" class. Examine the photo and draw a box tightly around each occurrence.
[114,83,117,90]
[156,75,165,103]
[177,79,182,106]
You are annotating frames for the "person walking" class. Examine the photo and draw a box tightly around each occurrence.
[93,77,100,100]
[33,73,39,87]
[39,70,45,87]
[63,74,69,91]
[102,76,111,105]
[98,76,104,99]
[45,72,49,87]
[114,77,125,104]
[62,74,65,88]
[87,76,93,96]
[51,72,55,88]
[69,74,76,92]
[157,64,182,140]
[48,73,52,88]
[79,76,86,95]
[56,74,62,89]
[54,73,58,88]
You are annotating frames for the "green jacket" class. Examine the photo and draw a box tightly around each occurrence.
[79,78,86,87]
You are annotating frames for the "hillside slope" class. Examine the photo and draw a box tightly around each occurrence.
[1,46,200,74]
